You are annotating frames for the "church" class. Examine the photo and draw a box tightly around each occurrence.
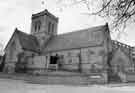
[3,9,135,83]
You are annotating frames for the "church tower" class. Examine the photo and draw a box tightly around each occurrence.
[30,9,58,47]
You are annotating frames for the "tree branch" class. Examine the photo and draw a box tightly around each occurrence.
[90,0,113,15]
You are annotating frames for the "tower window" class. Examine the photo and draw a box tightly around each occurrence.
[35,24,37,32]
[48,22,51,34]
[38,24,40,31]
[52,24,54,33]
[35,21,41,32]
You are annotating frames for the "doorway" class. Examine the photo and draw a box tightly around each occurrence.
[49,54,59,70]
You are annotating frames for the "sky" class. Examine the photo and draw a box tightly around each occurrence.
[0,0,135,51]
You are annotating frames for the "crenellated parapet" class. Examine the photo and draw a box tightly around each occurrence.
[112,40,132,50]
[111,40,134,60]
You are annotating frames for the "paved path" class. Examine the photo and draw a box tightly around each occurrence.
[0,78,135,93]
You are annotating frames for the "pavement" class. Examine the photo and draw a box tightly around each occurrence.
[0,72,88,85]
[0,72,135,87]
[1,78,135,93]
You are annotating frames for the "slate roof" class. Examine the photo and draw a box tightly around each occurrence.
[43,24,108,53]
[15,29,40,52]
[5,24,108,53]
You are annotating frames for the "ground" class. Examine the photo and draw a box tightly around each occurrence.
[1,78,135,93]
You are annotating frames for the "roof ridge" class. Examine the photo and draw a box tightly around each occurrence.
[15,29,40,52]
[16,29,37,40]
[57,24,107,37]
[15,29,30,36]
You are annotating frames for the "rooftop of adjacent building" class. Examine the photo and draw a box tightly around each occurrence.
[112,40,133,49]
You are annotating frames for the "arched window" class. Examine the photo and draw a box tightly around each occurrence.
[48,22,51,34]
[35,24,37,32]
[52,23,54,33]
[35,21,41,32]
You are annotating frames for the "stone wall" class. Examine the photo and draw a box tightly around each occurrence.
[81,46,107,72]
[112,40,132,57]
[27,56,47,74]
[4,33,23,73]
[43,44,108,73]
[45,49,80,71]
[110,48,133,73]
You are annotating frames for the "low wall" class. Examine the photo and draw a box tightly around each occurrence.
[26,67,108,84]
[3,62,16,73]
[125,72,135,82]
[86,71,108,84]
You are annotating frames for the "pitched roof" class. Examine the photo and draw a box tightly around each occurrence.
[4,28,40,52]
[15,29,40,52]
[43,24,108,53]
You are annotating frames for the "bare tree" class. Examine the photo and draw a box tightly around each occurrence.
[56,0,135,33]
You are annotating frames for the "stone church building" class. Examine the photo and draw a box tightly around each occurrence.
[4,9,135,83]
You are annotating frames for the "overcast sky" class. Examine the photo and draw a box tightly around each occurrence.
[0,0,135,50]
